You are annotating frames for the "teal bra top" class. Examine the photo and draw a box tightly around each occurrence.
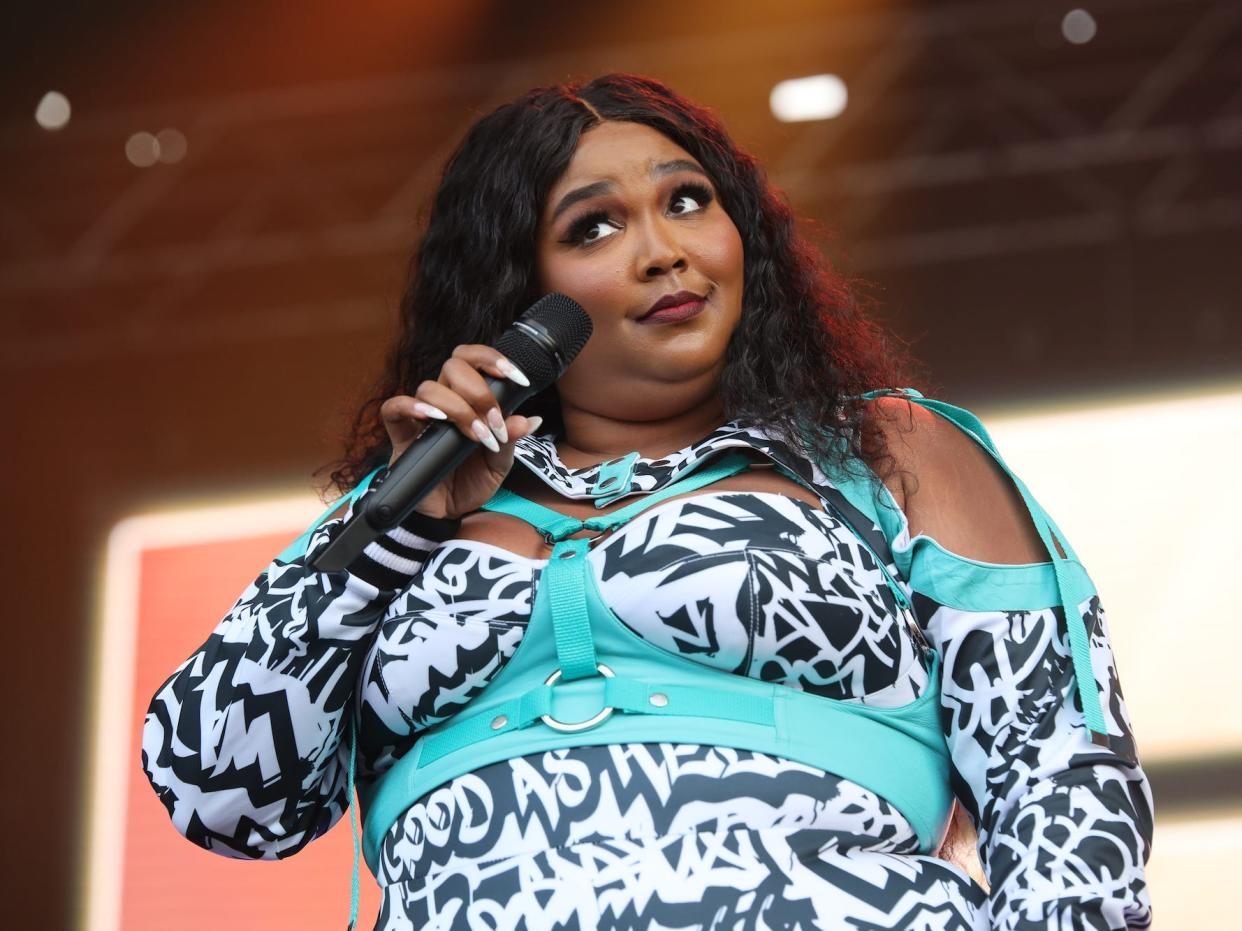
[356,449,955,877]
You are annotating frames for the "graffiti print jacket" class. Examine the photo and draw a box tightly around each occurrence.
[142,404,1153,930]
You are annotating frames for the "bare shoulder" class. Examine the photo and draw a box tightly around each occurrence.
[862,396,1047,564]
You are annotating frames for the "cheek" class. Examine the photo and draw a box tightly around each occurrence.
[697,218,745,290]
[539,254,630,321]
[692,220,745,333]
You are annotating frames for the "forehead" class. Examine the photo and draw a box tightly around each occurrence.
[554,121,698,188]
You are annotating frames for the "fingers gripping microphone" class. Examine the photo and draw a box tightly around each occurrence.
[311,293,592,572]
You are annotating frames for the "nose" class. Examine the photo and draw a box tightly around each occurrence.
[635,216,688,280]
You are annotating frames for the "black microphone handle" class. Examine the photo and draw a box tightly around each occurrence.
[367,373,533,527]
[310,373,534,572]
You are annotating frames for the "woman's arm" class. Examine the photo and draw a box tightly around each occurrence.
[139,471,456,860]
[872,396,1153,931]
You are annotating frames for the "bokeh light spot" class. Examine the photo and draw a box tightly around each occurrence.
[125,132,161,168]
[770,74,848,123]
[35,91,71,131]
[1062,8,1098,45]
[156,128,188,164]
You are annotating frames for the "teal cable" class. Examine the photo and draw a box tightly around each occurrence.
[347,717,360,929]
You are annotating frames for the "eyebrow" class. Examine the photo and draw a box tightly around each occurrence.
[549,159,709,223]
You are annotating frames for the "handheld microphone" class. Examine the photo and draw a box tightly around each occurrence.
[311,293,592,572]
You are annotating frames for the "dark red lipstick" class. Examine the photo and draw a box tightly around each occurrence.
[638,290,708,325]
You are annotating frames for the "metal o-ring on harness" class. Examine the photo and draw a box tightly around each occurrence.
[541,663,615,732]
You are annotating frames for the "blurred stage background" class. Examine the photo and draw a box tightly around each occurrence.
[2,1,1239,928]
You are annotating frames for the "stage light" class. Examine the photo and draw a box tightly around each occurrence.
[984,382,1242,761]
[1062,8,1098,45]
[770,74,848,123]
[155,129,188,164]
[35,91,71,131]
[125,132,160,168]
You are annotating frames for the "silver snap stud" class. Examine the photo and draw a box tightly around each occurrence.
[491,714,508,730]
[649,692,669,708]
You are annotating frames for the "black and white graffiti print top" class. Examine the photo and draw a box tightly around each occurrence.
[142,418,1153,931]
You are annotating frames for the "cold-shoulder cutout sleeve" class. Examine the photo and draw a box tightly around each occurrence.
[827,390,1154,930]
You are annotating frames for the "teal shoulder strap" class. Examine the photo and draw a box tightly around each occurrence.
[860,389,1108,744]
[277,466,384,563]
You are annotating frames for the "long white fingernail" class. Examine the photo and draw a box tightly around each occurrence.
[498,359,531,387]
[525,416,544,436]
[486,408,508,444]
[414,402,448,420]
[472,418,500,453]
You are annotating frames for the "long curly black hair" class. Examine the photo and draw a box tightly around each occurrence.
[325,73,913,496]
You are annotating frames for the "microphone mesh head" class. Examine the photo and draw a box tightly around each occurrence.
[496,293,593,390]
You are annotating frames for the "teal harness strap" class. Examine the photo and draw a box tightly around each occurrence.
[481,450,755,535]
[481,452,755,684]
[272,466,383,929]
[481,487,583,541]
[861,389,1108,744]
[419,680,777,767]
[544,537,598,680]
[346,715,360,930]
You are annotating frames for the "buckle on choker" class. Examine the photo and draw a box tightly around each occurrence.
[541,663,615,732]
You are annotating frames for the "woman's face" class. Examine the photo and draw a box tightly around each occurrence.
[536,120,745,422]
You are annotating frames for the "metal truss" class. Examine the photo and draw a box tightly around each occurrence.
[791,0,1242,270]
[2,0,1239,367]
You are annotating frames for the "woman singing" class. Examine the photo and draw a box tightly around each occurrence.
[142,74,1153,930]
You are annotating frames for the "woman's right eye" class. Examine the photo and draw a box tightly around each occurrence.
[564,211,620,246]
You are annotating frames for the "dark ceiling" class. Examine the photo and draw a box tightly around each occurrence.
[4,0,1239,397]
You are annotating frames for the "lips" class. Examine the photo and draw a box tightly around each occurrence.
[639,290,707,321]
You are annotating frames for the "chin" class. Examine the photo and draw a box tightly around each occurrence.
[644,351,730,387]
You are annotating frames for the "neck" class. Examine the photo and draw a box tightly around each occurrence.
[555,396,728,466]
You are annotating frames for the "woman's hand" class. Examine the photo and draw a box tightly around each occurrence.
[380,345,542,520]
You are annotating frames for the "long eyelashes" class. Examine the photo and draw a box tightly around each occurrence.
[561,182,716,246]
[668,181,714,215]
[562,209,613,247]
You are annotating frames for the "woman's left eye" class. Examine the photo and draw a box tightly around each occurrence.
[669,183,714,215]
